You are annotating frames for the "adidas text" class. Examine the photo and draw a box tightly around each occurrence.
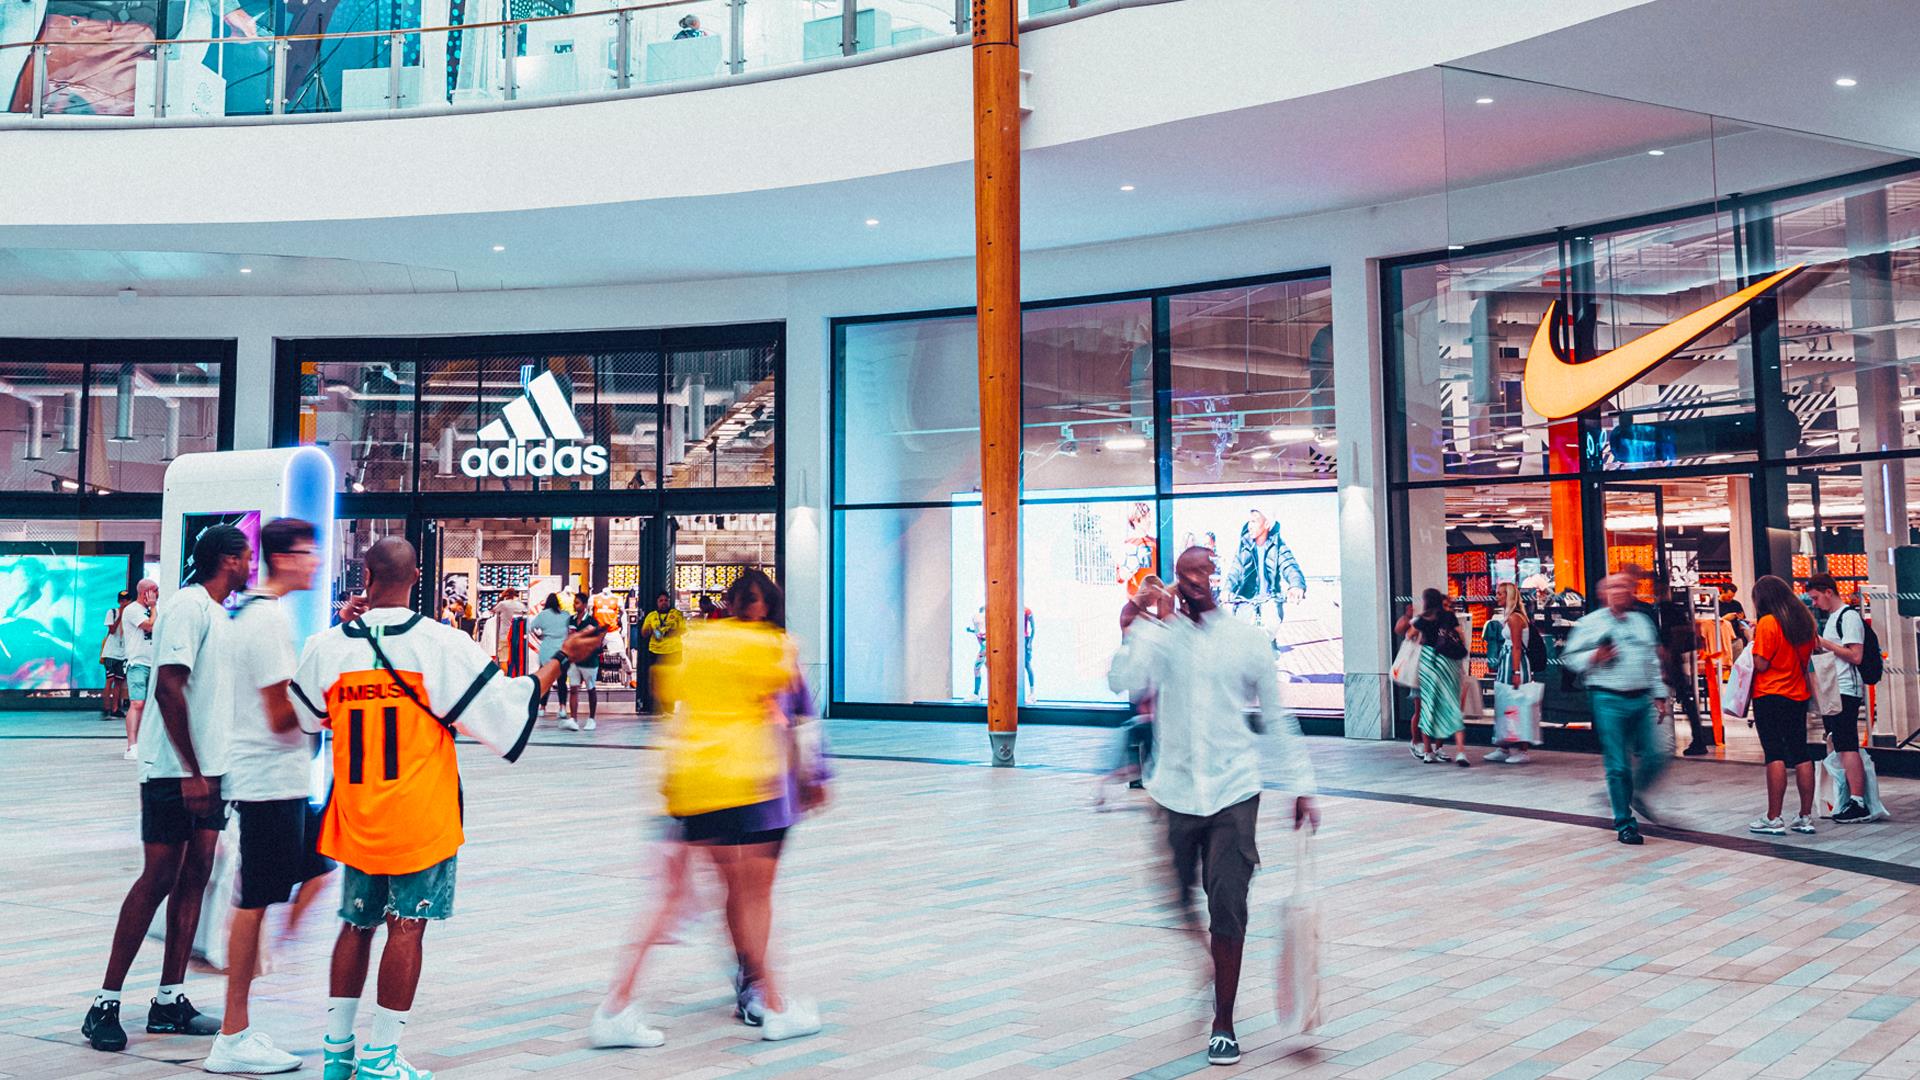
[461,441,609,479]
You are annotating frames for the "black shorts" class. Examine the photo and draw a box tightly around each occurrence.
[235,798,335,909]
[1825,695,1863,754]
[677,800,788,848]
[102,658,126,679]
[140,777,231,845]
[1165,794,1260,940]
[1754,695,1816,766]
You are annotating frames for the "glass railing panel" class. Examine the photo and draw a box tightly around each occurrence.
[514,6,628,101]
[1023,0,1075,17]
[864,0,958,51]
[2,38,157,117]
[741,0,833,75]
[630,0,729,87]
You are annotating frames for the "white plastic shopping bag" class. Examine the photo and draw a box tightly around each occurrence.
[1493,680,1543,745]
[145,815,237,968]
[1722,649,1754,719]
[1273,832,1322,1037]
[1820,750,1893,821]
[1808,654,1843,717]
[1390,637,1422,689]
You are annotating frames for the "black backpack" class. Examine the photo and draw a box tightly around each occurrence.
[1851,607,1884,686]
[1523,624,1549,682]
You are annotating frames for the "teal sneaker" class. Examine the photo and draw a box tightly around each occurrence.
[322,1035,356,1080]
[355,1044,433,1080]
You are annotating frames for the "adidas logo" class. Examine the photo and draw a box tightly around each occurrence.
[460,371,609,480]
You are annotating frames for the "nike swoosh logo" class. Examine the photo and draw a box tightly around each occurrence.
[1522,263,1805,420]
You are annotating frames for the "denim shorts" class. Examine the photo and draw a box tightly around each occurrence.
[339,855,457,928]
[126,662,151,703]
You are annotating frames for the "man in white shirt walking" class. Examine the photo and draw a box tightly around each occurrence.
[83,528,251,1053]
[1561,573,1669,846]
[1808,573,1874,824]
[121,579,159,762]
[204,517,329,1074]
[1109,546,1319,1068]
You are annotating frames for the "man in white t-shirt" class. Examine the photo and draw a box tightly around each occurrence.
[1810,573,1873,824]
[83,528,251,1054]
[102,588,129,724]
[121,579,159,762]
[203,518,328,1075]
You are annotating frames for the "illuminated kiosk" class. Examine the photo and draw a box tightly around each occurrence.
[150,447,336,964]
[159,446,337,655]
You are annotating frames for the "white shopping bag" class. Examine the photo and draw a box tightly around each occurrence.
[1722,649,1754,719]
[1273,833,1322,1037]
[1493,680,1543,745]
[144,815,237,968]
[1819,750,1893,821]
[1459,659,1485,721]
[1808,654,1843,717]
[1390,637,1422,689]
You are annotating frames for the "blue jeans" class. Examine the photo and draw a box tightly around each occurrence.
[1591,690,1665,832]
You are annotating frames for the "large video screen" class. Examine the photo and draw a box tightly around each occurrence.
[1172,492,1343,712]
[0,553,132,691]
[181,511,262,607]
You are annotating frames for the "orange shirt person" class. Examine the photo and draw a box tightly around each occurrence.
[1744,574,1818,836]
[290,538,602,1080]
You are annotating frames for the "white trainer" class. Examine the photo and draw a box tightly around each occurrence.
[759,999,822,1042]
[1790,815,1817,835]
[589,1003,664,1048]
[204,1030,301,1074]
[1484,747,1509,763]
[1748,817,1786,835]
[123,746,138,761]
[583,717,597,731]
[1503,750,1531,765]
[558,715,581,732]
[355,1044,433,1080]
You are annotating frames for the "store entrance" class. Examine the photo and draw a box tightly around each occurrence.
[1598,474,1753,757]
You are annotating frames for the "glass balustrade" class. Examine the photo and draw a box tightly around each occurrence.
[0,1,1112,121]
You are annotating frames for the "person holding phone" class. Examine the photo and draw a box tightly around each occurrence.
[1561,573,1669,846]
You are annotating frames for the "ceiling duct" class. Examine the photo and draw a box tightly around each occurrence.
[162,400,181,460]
[59,391,81,454]
[23,399,45,461]
[112,366,136,442]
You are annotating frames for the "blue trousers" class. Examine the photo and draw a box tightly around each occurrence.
[1591,689,1666,832]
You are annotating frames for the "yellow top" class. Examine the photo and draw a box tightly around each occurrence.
[641,609,687,655]
[657,619,794,817]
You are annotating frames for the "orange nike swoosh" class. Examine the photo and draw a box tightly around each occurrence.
[1522,263,1805,420]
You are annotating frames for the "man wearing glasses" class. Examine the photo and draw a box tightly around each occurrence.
[204,517,330,1075]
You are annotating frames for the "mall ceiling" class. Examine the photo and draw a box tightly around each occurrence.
[1,0,1916,296]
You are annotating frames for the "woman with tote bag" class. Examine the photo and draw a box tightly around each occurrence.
[1395,590,1469,767]
[1485,583,1540,764]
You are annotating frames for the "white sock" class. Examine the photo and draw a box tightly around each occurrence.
[94,989,121,1007]
[156,984,183,1004]
[326,997,360,1044]
[368,1005,408,1050]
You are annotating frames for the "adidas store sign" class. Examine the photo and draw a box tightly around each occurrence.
[460,372,610,479]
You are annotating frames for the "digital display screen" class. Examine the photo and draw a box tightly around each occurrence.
[0,553,133,691]
[181,511,262,607]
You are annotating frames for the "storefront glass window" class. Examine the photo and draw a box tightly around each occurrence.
[665,346,778,490]
[835,504,981,706]
[835,315,981,505]
[595,350,663,491]
[1171,280,1336,491]
[0,362,86,493]
[87,362,224,494]
[1021,300,1156,494]
[299,359,416,493]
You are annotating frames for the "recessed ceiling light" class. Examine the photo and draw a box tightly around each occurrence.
[491,244,506,252]
[1447,244,1466,251]
[1119,184,1135,192]
[1647,149,1665,156]
[239,267,252,273]
[864,218,880,227]
[1498,459,1520,469]
[1835,77,1858,87]
[1268,427,1314,443]
[1475,97,1494,105]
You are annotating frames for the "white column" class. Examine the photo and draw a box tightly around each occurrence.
[782,308,829,696]
[233,332,275,451]
[1332,254,1392,739]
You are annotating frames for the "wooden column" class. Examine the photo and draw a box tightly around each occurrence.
[972,0,1021,765]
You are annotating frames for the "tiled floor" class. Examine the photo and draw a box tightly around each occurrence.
[4,714,1920,1079]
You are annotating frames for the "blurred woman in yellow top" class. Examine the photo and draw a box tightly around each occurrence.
[590,569,827,1051]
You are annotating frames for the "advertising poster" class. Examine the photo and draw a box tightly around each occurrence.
[0,552,131,691]
[1172,492,1344,713]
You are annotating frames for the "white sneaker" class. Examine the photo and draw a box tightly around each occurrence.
[1790,815,1817,835]
[1484,747,1509,763]
[355,1044,433,1079]
[204,1030,301,1074]
[759,999,822,1042]
[123,746,137,761]
[558,715,581,732]
[1421,751,1437,764]
[1748,817,1786,836]
[1503,750,1531,765]
[583,717,597,731]
[588,1003,665,1049]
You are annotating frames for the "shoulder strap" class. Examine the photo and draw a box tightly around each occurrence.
[349,617,456,733]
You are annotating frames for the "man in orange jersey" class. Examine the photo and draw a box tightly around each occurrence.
[289,538,602,1080]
